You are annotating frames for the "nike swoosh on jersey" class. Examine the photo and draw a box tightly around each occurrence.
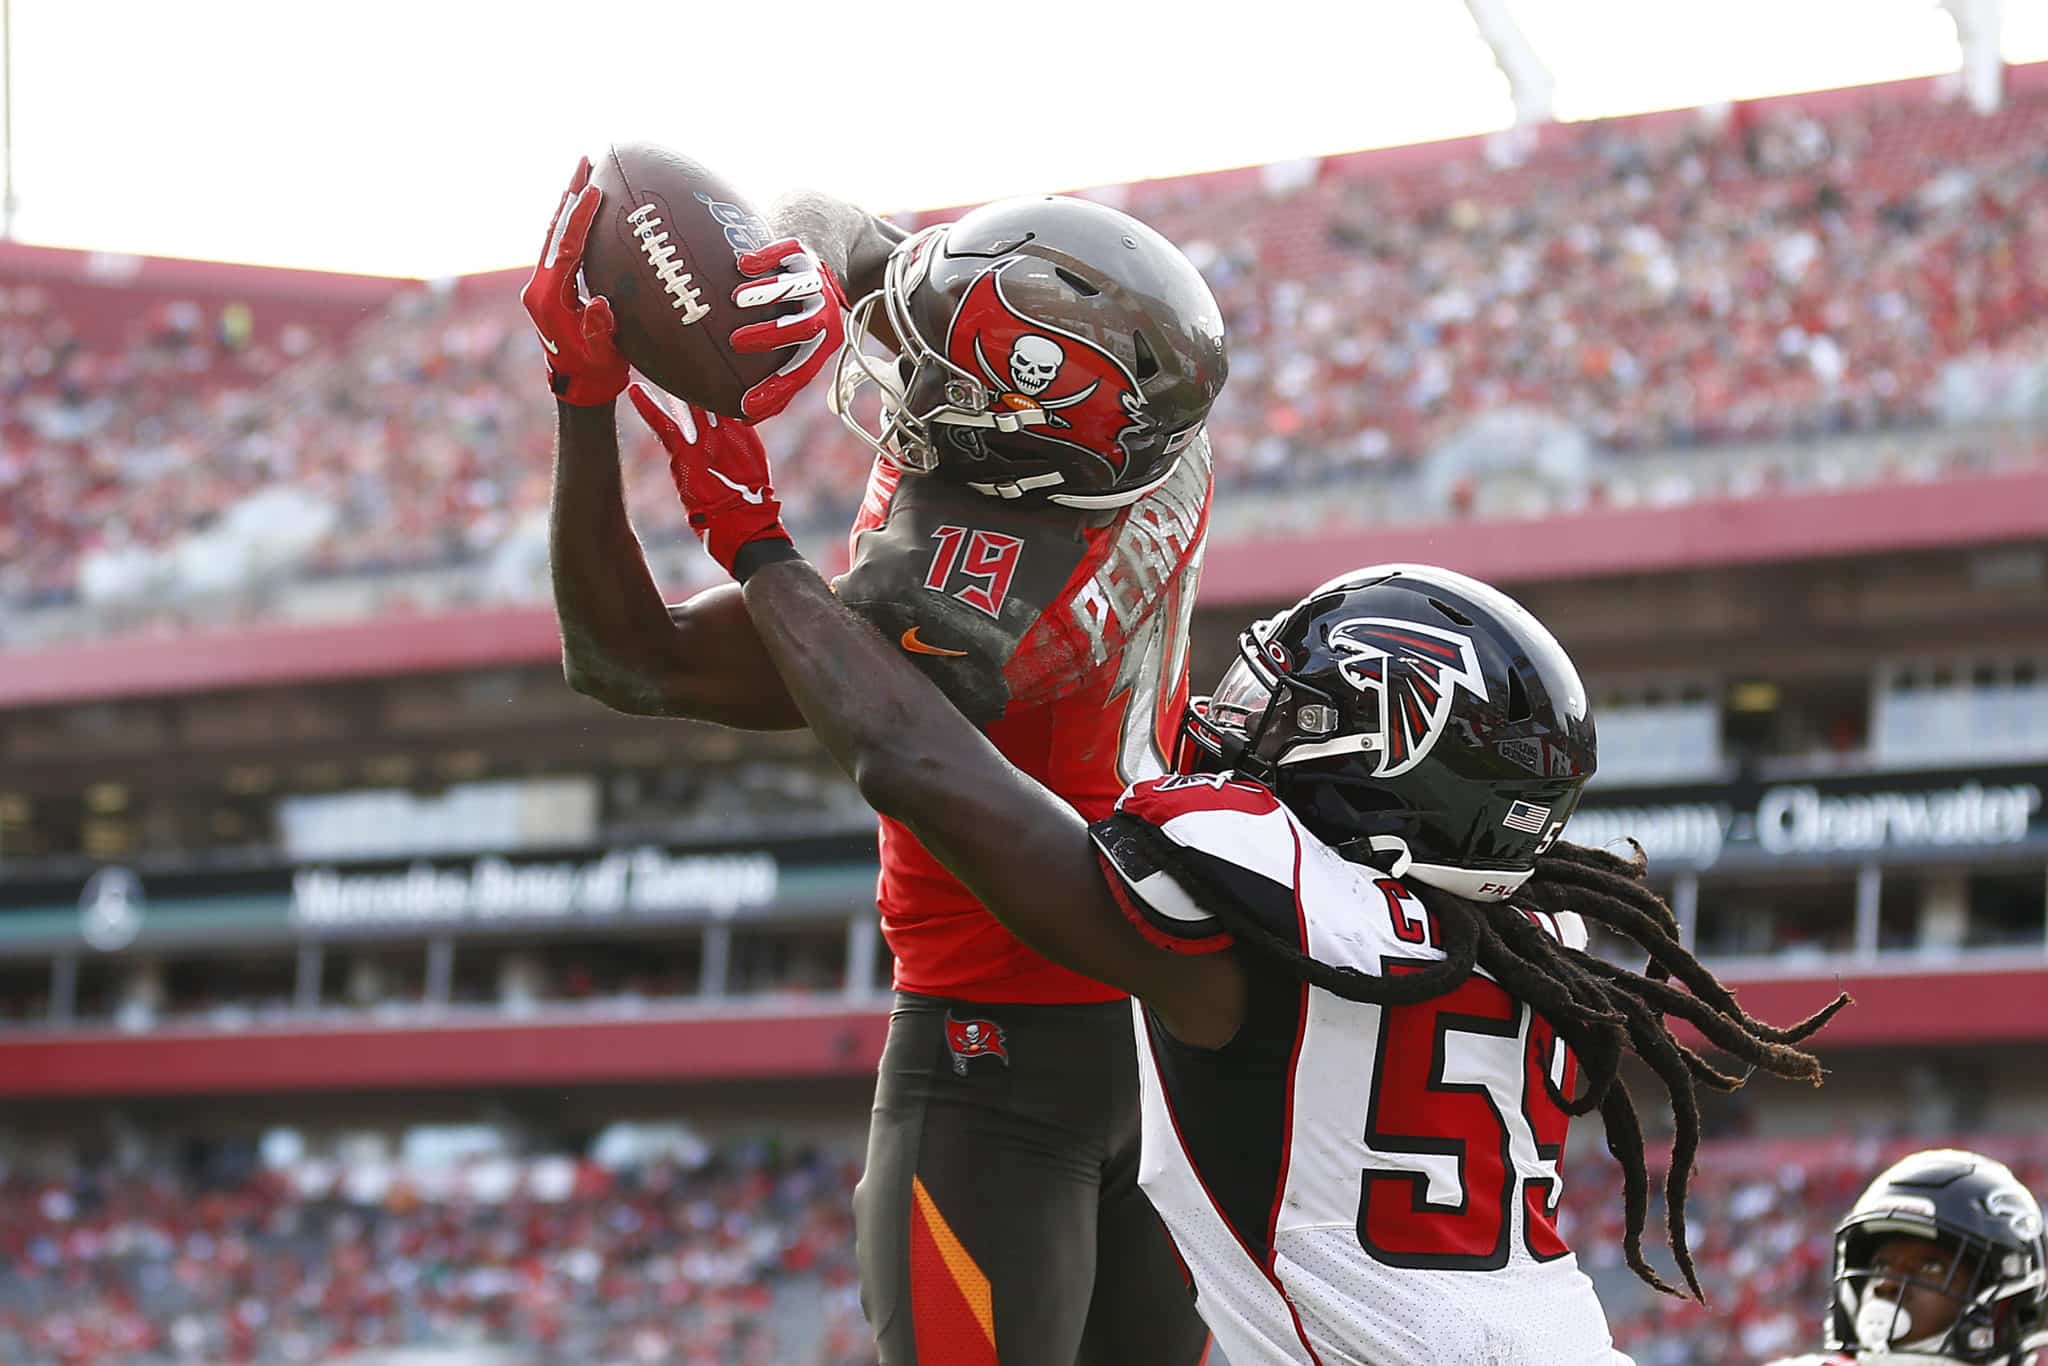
[706,467,767,505]
[901,627,968,658]
[535,329,560,356]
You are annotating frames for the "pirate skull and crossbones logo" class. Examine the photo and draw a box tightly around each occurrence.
[943,1012,1010,1074]
[1007,334,1064,395]
[970,331,1101,426]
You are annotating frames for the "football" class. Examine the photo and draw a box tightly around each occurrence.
[581,142,782,418]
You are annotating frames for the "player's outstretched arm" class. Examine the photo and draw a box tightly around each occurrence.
[642,391,1243,1044]
[744,556,1243,1046]
[548,403,803,728]
[526,159,804,728]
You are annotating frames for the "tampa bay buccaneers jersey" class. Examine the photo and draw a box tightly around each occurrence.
[1089,773,1633,1366]
[834,433,1211,1003]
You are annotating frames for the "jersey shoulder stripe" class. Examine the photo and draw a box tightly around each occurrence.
[1091,820,1233,954]
[1091,776,1304,952]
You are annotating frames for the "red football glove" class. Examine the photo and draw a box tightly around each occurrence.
[728,238,849,421]
[520,158,630,407]
[628,382,793,578]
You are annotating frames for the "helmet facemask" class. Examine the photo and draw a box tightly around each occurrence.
[1175,617,1446,883]
[832,226,1068,482]
[1174,616,1295,777]
[1826,1151,2048,1366]
[1174,568,1599,903]
[829,200,1223,511]
[1835,1224,2019,1360]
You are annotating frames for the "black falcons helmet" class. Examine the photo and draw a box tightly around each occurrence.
[832,194,1228,509]
[1826,1149,2048,1363]
[1175,564,1597,902]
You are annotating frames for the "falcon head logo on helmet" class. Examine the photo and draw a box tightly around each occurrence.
[1172,565,1596,902]
[1329,618,1489,777]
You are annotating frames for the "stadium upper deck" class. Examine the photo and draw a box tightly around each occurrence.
[1,64,2044,638]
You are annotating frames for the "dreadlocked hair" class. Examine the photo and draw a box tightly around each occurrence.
[1119,821,1850,1302]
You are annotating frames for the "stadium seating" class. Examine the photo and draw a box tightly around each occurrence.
[4,74,2046,630]
[0,1142,869,1366]
[3,1133,2041,1365]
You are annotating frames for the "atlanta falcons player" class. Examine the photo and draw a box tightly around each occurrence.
[1766,1148,2047,1366]
[530,168,1225,1364]
[646,366,1850,1366]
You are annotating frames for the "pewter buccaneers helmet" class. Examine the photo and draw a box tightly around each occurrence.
[1175,564,1598,902]
[832,195,1228,509]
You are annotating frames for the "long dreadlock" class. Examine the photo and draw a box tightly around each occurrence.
[1121,822,1849,1301]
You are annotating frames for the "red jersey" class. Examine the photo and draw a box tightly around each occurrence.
[834,434,1213,1003]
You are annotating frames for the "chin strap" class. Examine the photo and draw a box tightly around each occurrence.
[1328,834,1414,878]
[1367,835,1415,877]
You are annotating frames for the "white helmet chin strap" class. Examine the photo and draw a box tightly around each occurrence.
[1344,830,1539,904]
[1043,459,1180,509]
[1402,856,1536,903]
[1367,835,1413,878]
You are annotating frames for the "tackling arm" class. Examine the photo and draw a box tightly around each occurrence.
[548,402,803,728]
[740,557,1244,1047]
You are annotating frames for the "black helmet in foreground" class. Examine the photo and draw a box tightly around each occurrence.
[1175,564,1597,901]
[1825,1148,2047,1363]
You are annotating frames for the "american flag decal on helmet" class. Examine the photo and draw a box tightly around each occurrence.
[1503,800,1553,834]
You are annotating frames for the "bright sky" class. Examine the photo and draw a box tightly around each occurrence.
[4,0,2045,278]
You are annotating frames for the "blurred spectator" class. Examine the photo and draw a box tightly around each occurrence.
[3,83,2046,627]
[0,1140,867,1366]
[2,1130,2043,1364]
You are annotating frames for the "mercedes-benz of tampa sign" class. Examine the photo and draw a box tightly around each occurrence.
[291,848,778,929]
[1566,765,2046,872]
[0,840,877,957]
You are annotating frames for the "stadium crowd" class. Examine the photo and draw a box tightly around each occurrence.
[0,1141,870,1366]
[3,81,2046,618]
[3,1131,2043,1365]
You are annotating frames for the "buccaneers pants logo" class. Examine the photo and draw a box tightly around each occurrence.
[943,1012,1010,1075]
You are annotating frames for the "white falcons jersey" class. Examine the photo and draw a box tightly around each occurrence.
[1089,774,1632,1366]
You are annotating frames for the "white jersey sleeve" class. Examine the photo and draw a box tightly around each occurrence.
[1089,773,1302,953]
[1097,773,1624,1366]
